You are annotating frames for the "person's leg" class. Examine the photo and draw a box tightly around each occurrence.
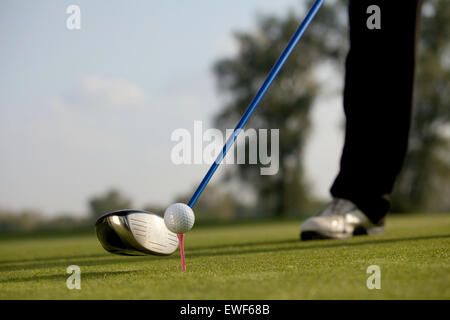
[330,0,423,224]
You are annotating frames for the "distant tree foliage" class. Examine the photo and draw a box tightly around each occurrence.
[0,209,89,232]
[391,0,450,212]
[0,210,43,232]
[89,189,132,220]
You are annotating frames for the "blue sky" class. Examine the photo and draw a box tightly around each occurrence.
[0,0,344,216]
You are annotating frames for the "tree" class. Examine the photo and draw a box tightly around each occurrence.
[391,0,450,212]
[213,1,347,216]
[89,189,132,220]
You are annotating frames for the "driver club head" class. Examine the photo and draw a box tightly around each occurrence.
[95,210,178,256]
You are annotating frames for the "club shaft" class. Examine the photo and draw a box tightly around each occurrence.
[188,0,323,208]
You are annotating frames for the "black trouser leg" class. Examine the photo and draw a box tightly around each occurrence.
[330,0,422,224]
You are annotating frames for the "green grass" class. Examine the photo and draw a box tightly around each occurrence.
[0,214,449,299]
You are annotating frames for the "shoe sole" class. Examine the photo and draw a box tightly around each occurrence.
[301,231,335,241]
[300,226,384,241]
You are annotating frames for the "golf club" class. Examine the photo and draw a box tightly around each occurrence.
[96,210,178,256]
[188,0,323,208]
[95,0,323,257]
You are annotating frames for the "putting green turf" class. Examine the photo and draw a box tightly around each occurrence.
[0,214,449,299]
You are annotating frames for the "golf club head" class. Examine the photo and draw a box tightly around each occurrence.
[95,210,178,256]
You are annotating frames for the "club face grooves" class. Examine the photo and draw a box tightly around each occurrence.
[95,210,178,256]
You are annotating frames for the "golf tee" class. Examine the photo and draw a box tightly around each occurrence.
[177,233,186,271]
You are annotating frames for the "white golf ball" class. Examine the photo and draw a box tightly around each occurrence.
[164,203,195,234]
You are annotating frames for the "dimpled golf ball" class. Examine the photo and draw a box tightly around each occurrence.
[164,203,195,234]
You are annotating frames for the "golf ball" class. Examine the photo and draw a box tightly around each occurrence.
[164,203,195,234]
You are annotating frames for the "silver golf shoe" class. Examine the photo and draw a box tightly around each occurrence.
[300,198,384,240]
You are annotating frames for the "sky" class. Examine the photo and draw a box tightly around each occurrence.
[0,0,344,216]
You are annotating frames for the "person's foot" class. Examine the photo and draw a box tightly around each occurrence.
[300,198,384,240]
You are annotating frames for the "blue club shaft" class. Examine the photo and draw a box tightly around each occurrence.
[188,0,324,208]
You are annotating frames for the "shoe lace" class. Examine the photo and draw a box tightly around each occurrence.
[321,198,354,217]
